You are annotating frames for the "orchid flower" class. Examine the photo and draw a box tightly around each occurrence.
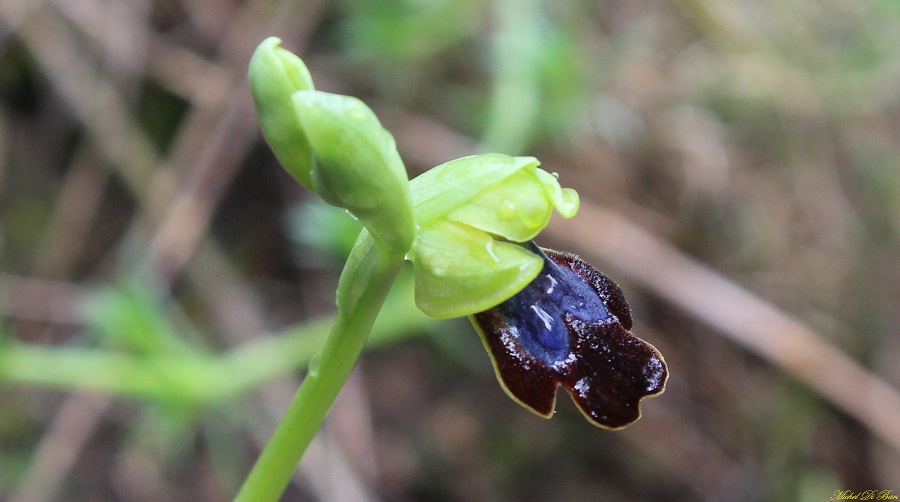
[238,37,667,502]
[405,153,666,428]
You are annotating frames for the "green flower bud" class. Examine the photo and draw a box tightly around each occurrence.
[292,90,415,252]
[408,153,579,318]
[248,37,315,188]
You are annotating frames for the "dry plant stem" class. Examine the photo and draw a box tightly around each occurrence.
[235,236,404,502]
[30,144,108,280]
[9,394,112,502]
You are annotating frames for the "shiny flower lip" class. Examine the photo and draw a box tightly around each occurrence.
[471,243,667,429]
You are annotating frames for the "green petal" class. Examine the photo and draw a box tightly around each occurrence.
[410,154,536,226]
[408,153,582,317]
[248,37,315,188]
[410,221,543,318]
[535,169,580,218]
[447,166,552,242]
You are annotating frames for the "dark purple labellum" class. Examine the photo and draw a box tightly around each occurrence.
[471,243,667,429]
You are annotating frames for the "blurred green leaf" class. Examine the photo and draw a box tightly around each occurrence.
[339,0,484,61]
[286,200,363,259]
[82,281,197,355]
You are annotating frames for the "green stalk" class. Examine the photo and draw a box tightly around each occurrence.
[234,232,403,502]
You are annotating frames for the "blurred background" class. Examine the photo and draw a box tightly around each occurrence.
[2,0,900,500]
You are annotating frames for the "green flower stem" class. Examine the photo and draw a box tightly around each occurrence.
[234,232,405,502]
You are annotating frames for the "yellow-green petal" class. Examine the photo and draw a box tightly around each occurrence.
[407,153,582,317]
[410,154,536,226]
[535,169,580,218]
[446,167,552,242]
[410,221,543,318]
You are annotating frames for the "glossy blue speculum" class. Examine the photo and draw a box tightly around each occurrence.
[472,243,667,429]
[497,245,611,366]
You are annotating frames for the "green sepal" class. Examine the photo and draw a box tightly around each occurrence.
[411,154,534,226]
[535,169,580,218]
[448,167,553,242]
[407,153,579,317]
[292,90,415,253]
[410,221,543,318]
[248,37,315,188]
